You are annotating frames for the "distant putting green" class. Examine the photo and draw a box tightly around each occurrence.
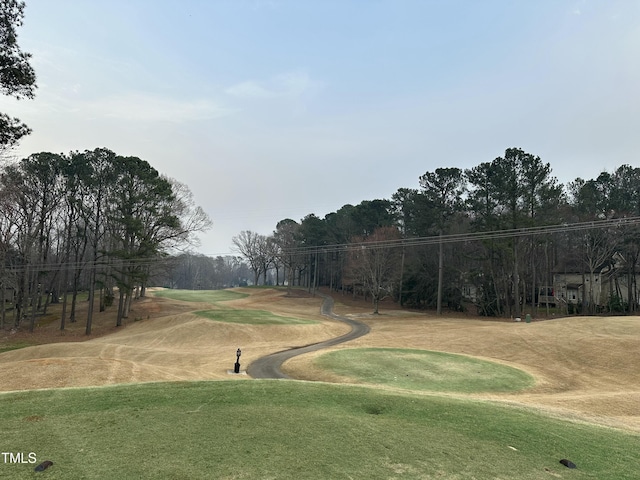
[0,381,637,480]
[152,288,248,303]
[315,348,534,393]
[195,309,316,325]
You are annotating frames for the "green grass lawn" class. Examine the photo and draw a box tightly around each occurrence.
[314,348,535,393]
[0,341,33,354]
[152,289,248,303]
[194,309,316,325]
[0,381,637,479]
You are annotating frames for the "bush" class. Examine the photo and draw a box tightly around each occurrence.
[608,294,628,313]
[104,290,114,307]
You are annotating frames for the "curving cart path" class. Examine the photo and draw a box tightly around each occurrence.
[247,292,370,379]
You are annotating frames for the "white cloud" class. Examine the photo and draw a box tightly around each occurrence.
[275,71,320,96]
[570,0,585,16]
[225,71,322,100]
[225,81,276,99]
[84,93,234,123]
[0,91,233,124]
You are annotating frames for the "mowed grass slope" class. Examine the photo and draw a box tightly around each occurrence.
[152,289,248,303]
[1,381,639,480]
[155,288,317,324]
[194,309,316,325]
[314,348,535,393]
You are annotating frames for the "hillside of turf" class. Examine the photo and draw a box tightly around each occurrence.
[1,381,638,480]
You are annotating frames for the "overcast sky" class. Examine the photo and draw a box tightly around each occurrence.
[1,0,638,255]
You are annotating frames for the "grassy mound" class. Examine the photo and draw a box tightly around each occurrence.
[314,348,535,393]
[152,289,248,303]
[194,309,316,325]
[0,381,637,479]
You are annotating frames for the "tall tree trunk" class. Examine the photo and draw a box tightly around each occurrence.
[70,283,78,323]
[633,261,638,313]
[60,288,68,331]
[86,266,97,335]
[15,263,27,327]
[531,244,536,316]
[99,283,105,312]
[489,241,502,316]
[29,270,38,333]
[116,289,125,327]
[59,261,70,331]
[312,249,318,295]
[544,240,550,317]
[513,239,521,318]
[399,246,405,307]
[124,288,133,318]
[0,281,5,330]
[437,233,443,315]
[581,272,587,314]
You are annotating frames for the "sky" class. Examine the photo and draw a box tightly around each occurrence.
[0,0,638,255]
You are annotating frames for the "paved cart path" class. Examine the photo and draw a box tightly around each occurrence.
[247,293,370,379]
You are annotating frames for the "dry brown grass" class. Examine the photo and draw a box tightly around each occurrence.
[0,288,346,391]
[1,287,639,433]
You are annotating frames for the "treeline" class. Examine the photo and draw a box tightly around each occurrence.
[234,148,640,316]
[0,149,211,333]
[151,254,251,290]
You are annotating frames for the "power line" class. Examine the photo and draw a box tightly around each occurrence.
[281,216,640,255]
[2,256,177,275]
[2,216,637,275]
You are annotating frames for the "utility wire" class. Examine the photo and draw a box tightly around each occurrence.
[2,216,637,275]
[281,216,640,255]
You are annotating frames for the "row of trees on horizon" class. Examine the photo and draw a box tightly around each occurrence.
[0,149,212,333]
[153,253,251,290]
[232,148,640,317]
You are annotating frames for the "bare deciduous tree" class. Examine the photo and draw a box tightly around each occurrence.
[232,230,265,285]
[346,226,401,314]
